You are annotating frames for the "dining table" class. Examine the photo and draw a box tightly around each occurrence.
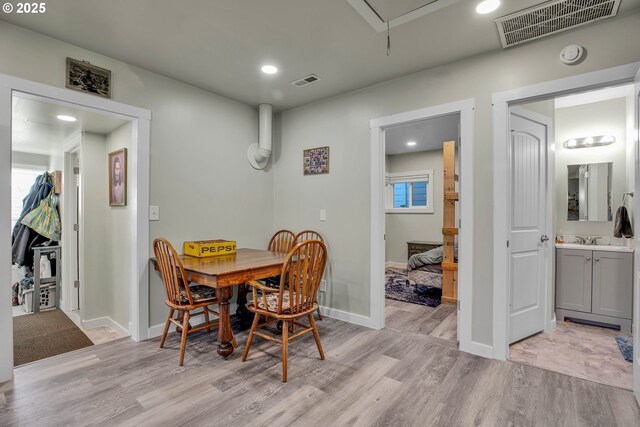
[151,248,288,358]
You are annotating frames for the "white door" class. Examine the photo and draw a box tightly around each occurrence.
[634,67,640,404]
[72,154,80,311]
[508,108,550,344]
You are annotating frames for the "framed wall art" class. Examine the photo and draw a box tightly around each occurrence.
[66,57,112,98]
[108,148,127,206]
[303,146,329,175]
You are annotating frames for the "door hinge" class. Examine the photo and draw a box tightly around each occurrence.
[507,240,510,248]
[74,280,80,289]
[73,224,79,231]
[73,167,80,175]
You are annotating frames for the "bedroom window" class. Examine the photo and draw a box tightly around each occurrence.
[385,170,434,213]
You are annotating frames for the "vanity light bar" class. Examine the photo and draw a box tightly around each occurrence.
[563,135,615,149]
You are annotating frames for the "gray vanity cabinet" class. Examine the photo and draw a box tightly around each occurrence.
[555,247,633,332]
[592,251,633,319]
[556,249,593,313]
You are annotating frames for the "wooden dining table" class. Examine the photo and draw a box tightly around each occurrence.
[151,248,287,358]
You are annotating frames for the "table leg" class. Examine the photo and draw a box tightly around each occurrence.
[236,283,248,316]
[217,287,234,358]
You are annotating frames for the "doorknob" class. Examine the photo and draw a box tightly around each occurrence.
[540,235,549,243]
[594,257,599,261]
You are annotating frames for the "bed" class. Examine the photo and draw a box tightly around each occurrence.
[407,246,457,292]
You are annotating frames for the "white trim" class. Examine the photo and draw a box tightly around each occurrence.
[465,341,494,359]
[492,62,640,362]
[319,306,376,328]
[82,316,130,338]
[0,73,151,382]
[370,99,476,356]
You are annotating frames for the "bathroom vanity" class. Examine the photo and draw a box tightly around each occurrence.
[555,243,633,332]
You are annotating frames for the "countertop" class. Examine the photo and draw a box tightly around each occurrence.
[555,243,634,253]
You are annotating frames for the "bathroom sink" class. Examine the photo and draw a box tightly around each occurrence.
[555,243,633,253]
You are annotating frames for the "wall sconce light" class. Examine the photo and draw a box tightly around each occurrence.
[563,135,615,149]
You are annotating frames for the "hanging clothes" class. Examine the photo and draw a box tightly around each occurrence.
[11,172,55,267]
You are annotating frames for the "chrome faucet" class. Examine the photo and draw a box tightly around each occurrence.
[585,236,601,245]
[574,236,586,244]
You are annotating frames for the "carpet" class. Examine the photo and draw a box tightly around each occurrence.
[13,309,94,366]
[615,336,633,363]
[385,267,441,307]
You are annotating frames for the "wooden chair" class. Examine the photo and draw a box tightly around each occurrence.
[268,229,296,253]
[294,230,325,321]
[153,238,236,366]
[243,240,327,382]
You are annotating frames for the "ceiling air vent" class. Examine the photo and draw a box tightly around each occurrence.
[495,0,620,48]
[291,74,321,88]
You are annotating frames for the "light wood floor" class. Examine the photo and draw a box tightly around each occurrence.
[1,302,638,426]
[510,321,633,390]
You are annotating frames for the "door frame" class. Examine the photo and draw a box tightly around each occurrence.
[505,106,555,344]
[370,98,479,356]
[61,140,80,313]
[0,73,151,383]
[492,62,640,362]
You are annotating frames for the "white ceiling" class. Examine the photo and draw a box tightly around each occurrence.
[12,95,129,155]
[1,0,638,111]
[385,113,459,155]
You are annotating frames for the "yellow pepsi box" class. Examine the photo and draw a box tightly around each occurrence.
[183,240,236,258]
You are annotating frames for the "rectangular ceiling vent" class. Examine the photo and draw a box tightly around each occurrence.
[291,74,321,88]
[495,0,620,48]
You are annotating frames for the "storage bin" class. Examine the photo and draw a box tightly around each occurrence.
[23,286,56,313]
[184,240,236,258]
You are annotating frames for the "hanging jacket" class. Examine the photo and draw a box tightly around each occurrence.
[11,173,54,266]
[614,206,633,238]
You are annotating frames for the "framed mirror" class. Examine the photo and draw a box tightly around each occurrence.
[567,162,612,221]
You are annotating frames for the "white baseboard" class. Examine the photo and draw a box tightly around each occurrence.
[385,262,406,269]
[147,303,238,339]
[82,316,130,337]
[459,340,494,359]
[318,306,377,329]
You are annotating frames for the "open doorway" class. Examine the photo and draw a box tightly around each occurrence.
[10,93,133,365]
[383,115,459,342]
[506,84,636,390]
[370,99,476,355]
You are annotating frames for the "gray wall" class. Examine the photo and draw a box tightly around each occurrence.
[80,133,111,321]
[106,123,133,328]
[11,151,50,169]
[555,98,629,238]
[385,150,443,263]
[273,12,640,346]
[0,20,276,328]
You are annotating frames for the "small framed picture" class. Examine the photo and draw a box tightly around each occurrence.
[303,146,330,175]
[66,57,112,98]
[108,148,127,206]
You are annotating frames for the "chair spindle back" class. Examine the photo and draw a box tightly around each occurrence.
[278,240,327,315]
[268,229,296,253]
[153,238,193,306]
[294,230,323,245]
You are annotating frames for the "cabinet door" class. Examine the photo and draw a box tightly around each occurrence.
[592,251,633,319]
[555,249,592,313]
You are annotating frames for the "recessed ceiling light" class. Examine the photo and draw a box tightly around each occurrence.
[476,0,500,14]
[407,141,417,146]
[56,115,77,122]
[261,65,278,75]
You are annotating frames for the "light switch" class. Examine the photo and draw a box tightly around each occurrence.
[149,206,160,221]
[320,209,327,221]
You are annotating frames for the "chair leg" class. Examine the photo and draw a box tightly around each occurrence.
[179,311,190,366]
[316,306,323,321]
[159,308,174,348]
[308,313,325,360]
[242,313,260,362]
[203,306,212,333]
[282,320,289,382]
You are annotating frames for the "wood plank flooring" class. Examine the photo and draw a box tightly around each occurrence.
[510,321,633,390]
[0,300,638,426]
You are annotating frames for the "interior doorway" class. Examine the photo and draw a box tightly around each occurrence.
[383,115,460,342]
[492,62,640,400]
[10,93,134,365]
[370,99,477,356]
[507,85,635,390]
